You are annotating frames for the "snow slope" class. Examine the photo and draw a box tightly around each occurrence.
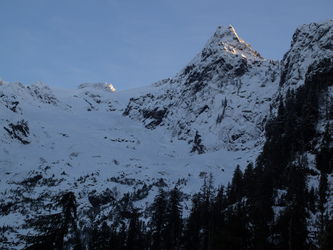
[0,81,253,247]
[1,19,332,248]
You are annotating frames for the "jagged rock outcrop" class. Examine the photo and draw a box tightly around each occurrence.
[3,120,30,145]
[26,82,58,105]
[280,19,333,90]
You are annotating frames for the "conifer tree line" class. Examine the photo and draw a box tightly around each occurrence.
[21,160,333,250]
[21,62,333,249]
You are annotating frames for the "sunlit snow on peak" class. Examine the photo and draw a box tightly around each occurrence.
[78,82,116,92]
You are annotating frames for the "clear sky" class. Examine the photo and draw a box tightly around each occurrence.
[1,0,332,91]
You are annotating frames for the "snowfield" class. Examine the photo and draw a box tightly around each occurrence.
[0,80,257,245]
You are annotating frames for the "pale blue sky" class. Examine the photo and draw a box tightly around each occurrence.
[1,0,332,90]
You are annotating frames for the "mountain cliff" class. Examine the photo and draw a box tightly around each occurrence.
[0,19,332,249]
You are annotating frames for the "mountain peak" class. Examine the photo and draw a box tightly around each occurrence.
[203,24,263,60]
[205,25,242,47]
[215,25,242,42]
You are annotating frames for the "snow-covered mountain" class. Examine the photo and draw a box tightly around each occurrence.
[123,25,279,152]
[1,19,332,248]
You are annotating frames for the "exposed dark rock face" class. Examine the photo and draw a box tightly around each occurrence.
[4,120,30,144]
[142,107,168,129]
[88,189,116,208]
[27,82,58,105]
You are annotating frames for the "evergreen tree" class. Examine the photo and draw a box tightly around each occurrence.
[247,163,274,250]
[22,191,79,250]
[222,200,252,250]
[165,186,183,250]
[185,176,224,250]
[295,82,319,143]
[316,123,333,174]
[276,161,309,250]
[184,192,203,250]
[150,188,168,249]
[88,221,112,250]
[126,208,145,250]
[71,230,83,250]
[191,131,205,154]
[243,163,256,199]
[317,172,330,249]
[261,99,289,189]
[210,186,228,249]
[200,175,215,249]
[319,172,328,213]
[318,215,333,250]
[114,222,127,250]
[228,165,243,204]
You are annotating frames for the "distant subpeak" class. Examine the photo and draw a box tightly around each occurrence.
[78,82,116,92]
